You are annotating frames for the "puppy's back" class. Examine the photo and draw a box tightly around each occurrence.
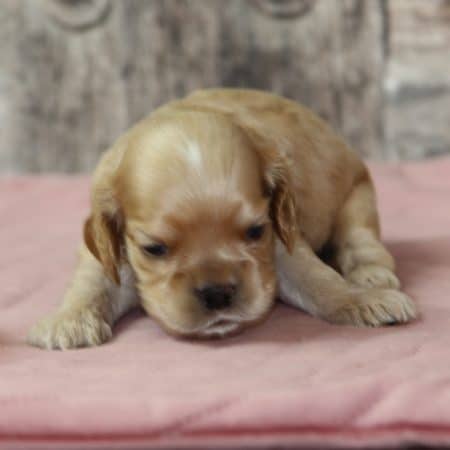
[177,89,368,250]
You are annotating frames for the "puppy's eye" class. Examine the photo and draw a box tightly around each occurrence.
[142,243,168,257]
[246,224,265,241]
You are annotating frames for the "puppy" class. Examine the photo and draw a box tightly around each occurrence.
[28,89,417,349]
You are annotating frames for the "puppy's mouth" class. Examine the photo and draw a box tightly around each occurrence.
[199,318,242,337]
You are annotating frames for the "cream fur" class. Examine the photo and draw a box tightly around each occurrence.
[28,89,417,350]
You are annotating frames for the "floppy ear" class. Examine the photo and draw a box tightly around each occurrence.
[261,150,298,253]
[83,192,123,285]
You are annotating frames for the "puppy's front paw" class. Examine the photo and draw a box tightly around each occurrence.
[28,309,112,350]
[327,288,417,327]
[347,265,400,290]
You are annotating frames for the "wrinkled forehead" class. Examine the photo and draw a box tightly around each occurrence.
[118,115,267,222]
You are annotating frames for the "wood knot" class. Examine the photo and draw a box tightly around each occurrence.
[252,0,314,20]
[42,0,111,31]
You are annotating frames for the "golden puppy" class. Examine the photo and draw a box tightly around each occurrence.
[28,89,417,349]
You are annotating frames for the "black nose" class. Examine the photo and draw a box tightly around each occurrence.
[195,283,236,310]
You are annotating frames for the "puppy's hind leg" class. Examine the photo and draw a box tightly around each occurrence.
[333,172,400,290]
[328,171,417,324]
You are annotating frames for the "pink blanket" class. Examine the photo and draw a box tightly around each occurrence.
[1,158,450,449]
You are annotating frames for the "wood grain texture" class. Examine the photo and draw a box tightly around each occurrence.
[384,0,450,160]
[1,0,440,173]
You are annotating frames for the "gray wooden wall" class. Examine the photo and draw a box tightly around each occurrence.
[1,0,449,173]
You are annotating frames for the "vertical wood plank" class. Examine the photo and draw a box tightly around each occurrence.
[384,0,450,160]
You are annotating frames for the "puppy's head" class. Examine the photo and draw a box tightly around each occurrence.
[85,111,296,338]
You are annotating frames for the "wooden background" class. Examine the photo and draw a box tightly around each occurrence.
[1,0,449,173]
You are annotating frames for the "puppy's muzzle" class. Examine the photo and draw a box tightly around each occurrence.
[194,283,237,310]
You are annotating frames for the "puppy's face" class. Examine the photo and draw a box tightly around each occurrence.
[86,112,296,338]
